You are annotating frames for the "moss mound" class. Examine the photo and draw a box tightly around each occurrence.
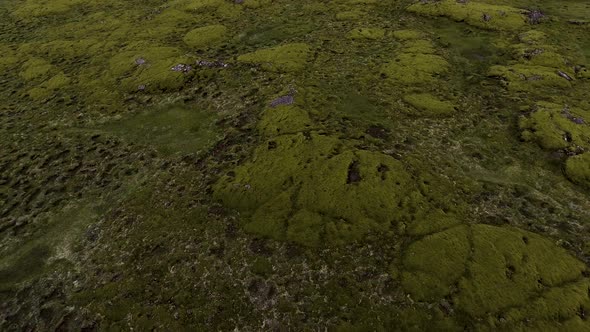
[12,0,86,18]
[565,153,590,188]
[213,132,423,246]
[488,64,574,92]
[382,53,449,84]
[519,101,590,151]
[402,224,590,326]
[108,46,192,93]
[407,0,527,31]
[348,27,385,40]
[183,25,228,49]
[403,93,456,116]
[392,30,423,41]
[181,0,224,12]
[257,105,313,137]
[237,43,311,72]
[19,58,55,81]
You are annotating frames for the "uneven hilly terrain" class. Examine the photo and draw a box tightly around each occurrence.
[1,0,590,330]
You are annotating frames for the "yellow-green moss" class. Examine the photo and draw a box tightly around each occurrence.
[183,25,228,49]
[408,0,527,31]
[519,102,590,151]
[237,43,311,72]
[406,209,462,236]
[335,10,364,21]
[242,0,272,9]
[26,72,71,100]
[402,224,590,324]
[257,105,312,137]
[565,153,590,188]
[12,0,86,18]
[181,0,223,12]
[518,30,547,44]
[0,45,19,71]
[403,93,456,116]
[488,64,574,92]
[215,3,242,19]
[19,58,54,81]
[402,225,470,300]
[348,28,385,40]
[392,30,423,41]
[457,225,587,317]
[402,40,437,54]
[577,66,590,80]
[213,133,424,246]
[382,53,449,84]
[108,46,192,93]
[42,73,71,90]
[509,44,568,68]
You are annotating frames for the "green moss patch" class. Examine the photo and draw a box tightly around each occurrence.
[19,58,55,81]
[402,225,471,300]
[237,43,311,72]
[183,25,228,49]
[348,27,385,40]
[382,53,449,84]
[404,93,456,116]
[180,0,224,12]
[408,0,527,31]
[402,224,590,324]
[488,64,574,92]
[257,105,312,137]
[402,39,437,54]
[108,46,192,93]
[213,133,423,246]
[392,30,423,41]
[565,153,590,188]
[519,101,590,151]
[518,30,547,45]
[12,0,86,18]
[335,10,364,21]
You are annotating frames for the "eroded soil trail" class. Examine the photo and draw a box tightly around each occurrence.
[1,0,590,330]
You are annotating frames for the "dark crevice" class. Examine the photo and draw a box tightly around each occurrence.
[347,161,361,184]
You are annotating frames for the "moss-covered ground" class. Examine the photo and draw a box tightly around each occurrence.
[1,0,590,330]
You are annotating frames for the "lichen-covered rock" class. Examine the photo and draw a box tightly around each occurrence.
[183,25,228,49]
[402,224,590,326]
[237,43,311,72]
[407,0,527,31]
[565,153,590,188]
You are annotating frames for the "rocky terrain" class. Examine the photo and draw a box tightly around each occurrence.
[1,0,590,330]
